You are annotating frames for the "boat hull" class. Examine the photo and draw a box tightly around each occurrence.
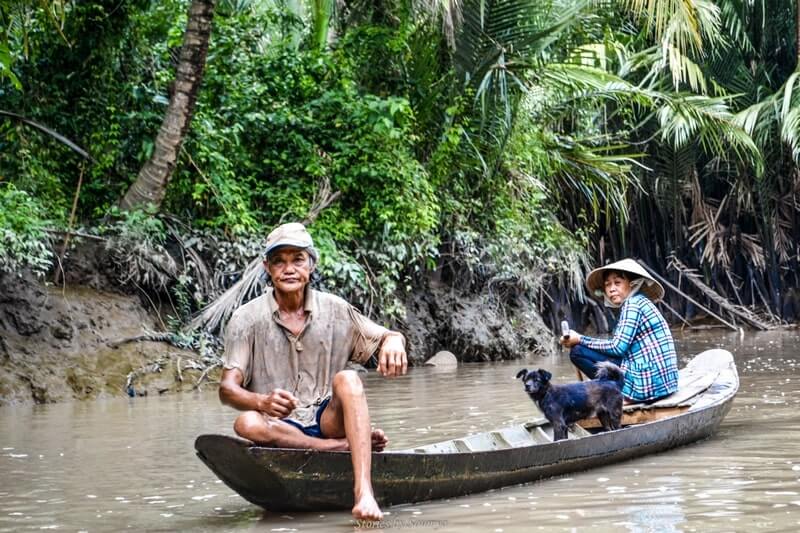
[196,398,732,511]
[195,349,738,511]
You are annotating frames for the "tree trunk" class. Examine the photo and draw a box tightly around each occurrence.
[797,0,800,66]
[119,0,216,211]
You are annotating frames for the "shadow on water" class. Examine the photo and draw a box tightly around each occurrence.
[1,329,800,532]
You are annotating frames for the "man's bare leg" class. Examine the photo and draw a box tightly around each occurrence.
[233,411,387,451]
[233,411,348,451]
[320,370,383,521]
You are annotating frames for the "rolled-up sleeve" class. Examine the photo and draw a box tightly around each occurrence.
[347,305,392,364]
[579,299,640,357]
[223,309,253,387]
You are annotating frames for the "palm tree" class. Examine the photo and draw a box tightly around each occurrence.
[611,0,799,316]
[119,0,216,211]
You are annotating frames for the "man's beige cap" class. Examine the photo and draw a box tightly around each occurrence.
[264,222,317,260]
[585,258,664,302]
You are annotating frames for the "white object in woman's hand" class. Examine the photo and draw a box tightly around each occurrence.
[559,330,581,348]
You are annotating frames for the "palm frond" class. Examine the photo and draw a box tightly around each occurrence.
[733,73,800,165]
[189,256,266,333]
[647,141,695,226]
[780,71,800,119]
[414,0,463,48]
[624,0,721,52]
[655,94,763,174]
[718,0,755,57]
[688,192,732,269]
[455,0,587,94]
[546,135,642,225]
[664,47,707,93]
[781,106,800,166]
[623,0,723,91]
[450,0,592,182]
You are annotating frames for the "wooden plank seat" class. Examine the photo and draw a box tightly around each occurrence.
[577,363,721,429]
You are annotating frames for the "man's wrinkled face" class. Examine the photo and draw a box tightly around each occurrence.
[265,247,314,293]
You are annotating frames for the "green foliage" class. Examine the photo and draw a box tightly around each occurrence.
[0,184,52,276]
[178,19,440,240]
[3,0,799,321]
[168,273,195,331]
[100,205,178,291]
[0,42,20,89]
[103,205,167,245]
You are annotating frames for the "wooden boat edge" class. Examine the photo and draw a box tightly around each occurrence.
[196,348,739,459]
[194,349,739,510]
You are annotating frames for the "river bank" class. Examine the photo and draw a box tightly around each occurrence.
[3,228,787,406]
[0,272,202,404]
[0,240,555,405]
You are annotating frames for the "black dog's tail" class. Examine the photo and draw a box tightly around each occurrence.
[595,361,624,388]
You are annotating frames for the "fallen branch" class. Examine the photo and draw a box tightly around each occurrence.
[666,257,774,330]
[193,361,221,390]
[750,274,779,322]
[109,333,179,348]
[659,298,691,328]
[636,260,739,331]
[43,228,108,242]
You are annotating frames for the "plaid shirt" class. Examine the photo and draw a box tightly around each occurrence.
[580,293,679,401]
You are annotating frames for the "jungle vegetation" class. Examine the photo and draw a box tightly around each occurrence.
[1,0,799,331]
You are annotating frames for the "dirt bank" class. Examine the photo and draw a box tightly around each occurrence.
[403,279,554,362]
[0,272,203,405]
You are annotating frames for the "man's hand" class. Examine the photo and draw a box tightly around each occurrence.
[559,330,581,349]
[258,389,299,418]
[377,333,407,377]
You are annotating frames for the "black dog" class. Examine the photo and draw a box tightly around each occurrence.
[516,363,624,441]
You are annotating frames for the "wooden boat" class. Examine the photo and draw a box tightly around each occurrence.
[195,349,738,511]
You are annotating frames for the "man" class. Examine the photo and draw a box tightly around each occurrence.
[219,222,407,521]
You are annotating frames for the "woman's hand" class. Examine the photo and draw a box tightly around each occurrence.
[559,330,581,349]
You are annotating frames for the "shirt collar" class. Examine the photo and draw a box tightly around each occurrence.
[266,285,315,318]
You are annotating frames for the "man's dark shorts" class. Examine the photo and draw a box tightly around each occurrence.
[280,397,330,438]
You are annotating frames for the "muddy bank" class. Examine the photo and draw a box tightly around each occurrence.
[403,279,554,362]
[0,272,204,405]
[0,254,555,405]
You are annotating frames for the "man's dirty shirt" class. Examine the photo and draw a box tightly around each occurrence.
[223,286,392,425]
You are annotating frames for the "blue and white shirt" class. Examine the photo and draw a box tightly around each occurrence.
[579,293,679,401]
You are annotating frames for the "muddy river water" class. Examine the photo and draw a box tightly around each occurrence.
[1,330,799,532]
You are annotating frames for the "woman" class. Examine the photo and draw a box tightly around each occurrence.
[560,259,679,403]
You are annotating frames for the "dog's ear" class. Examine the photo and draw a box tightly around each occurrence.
[537,369,552,382]
[515,369,528,380]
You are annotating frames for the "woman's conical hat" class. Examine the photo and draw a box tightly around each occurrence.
[585,258,665,302]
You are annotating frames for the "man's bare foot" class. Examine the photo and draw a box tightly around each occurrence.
[371,429,388,452]
[352,491,383,521]
[316,433,386,453]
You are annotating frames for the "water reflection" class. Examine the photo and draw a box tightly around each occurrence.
[1,330,800,531]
